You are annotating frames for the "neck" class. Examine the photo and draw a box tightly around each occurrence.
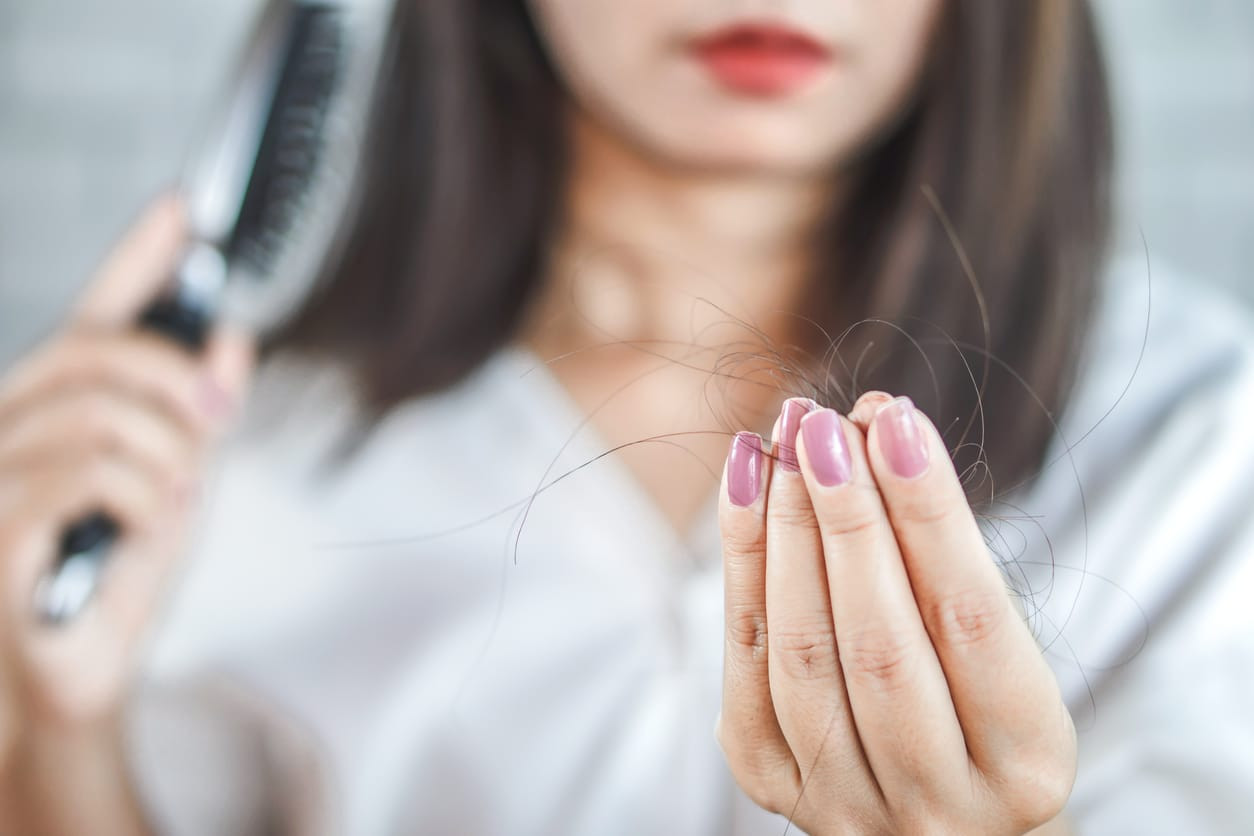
[515,111,836,538]
[522,110,831,358]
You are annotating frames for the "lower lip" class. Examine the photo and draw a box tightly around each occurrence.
[692,36,831,97]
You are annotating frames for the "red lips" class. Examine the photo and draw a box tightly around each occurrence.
[690,23,832,97]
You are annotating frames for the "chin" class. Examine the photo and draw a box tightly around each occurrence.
[635,115,851,178]
[583,79,858,177]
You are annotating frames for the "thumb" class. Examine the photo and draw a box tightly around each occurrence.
[72,193,188,329]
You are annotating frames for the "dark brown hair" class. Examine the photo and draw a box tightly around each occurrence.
[276,0,1113,503]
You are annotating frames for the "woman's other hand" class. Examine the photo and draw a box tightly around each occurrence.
[0,196,254,832]
[717,393,1075,835]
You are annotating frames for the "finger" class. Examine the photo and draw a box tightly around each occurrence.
[201,325,256,422]
[764,398,868,788]
[72,489,188,654]
[0,448,178,626]
[72,194,187,329]
[14,489,186,719]
[865,397,1072,777]
[794,407,968,802]
[0,331,226,435]
[847,391,893,434]
[0,386,201,489]
[718,430,796,803]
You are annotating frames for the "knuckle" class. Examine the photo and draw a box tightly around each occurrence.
[80,454,116,491]
[890,809,959,836]
[813,483,886,540]
[892,491,964,528]
[768,499,820,532]
[841,626,918,693]
[992,758,1076,829]
[721,523,764,558]
[926,587,1008,649]
[717,718,775,769]
[49,330,100,368]
[733,770,779,814]
[722,752,797,815]
[36,334,77,366]
[985,709,1078,828]
[818,504,882,540]
[771,622,840,681]
[725,607,769,661]
[130,336,199,385]
[26,345,77,391]
[32,337,115,396]
[1034,764,1077,820]
[78,399,121,447]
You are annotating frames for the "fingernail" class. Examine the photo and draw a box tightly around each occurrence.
[874,396,930,478]
[198,376,233,420]
[775,397,817,473]
[727,432,763,508]
[799,408,852,487]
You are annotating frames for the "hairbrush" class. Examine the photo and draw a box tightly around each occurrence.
[36,0,399,624]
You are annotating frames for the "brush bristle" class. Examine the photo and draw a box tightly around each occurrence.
[228,3,346,277]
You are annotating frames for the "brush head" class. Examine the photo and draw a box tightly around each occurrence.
[38,0,400,628]
[181,0,396,335]
[226,3,346,277]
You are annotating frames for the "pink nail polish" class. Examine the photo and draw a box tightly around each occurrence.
[775,397,817,473]
[799,408,852,487]
[874,396,930,478]
[727,432,763,507]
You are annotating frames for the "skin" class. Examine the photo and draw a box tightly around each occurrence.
[519,0,944,535]
[523,0,1077,831]
[718,395,1076,834]
[0,1,1074,832]
[0,198,254,834]
[525,0,942,173]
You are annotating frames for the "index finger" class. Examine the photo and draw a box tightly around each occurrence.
[72,194,187,329]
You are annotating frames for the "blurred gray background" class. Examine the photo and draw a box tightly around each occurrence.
[1,1,1252,366]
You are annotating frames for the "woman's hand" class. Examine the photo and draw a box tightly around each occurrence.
[717,393,1076,836]
[0,196,254,833]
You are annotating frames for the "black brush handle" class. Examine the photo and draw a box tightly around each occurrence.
[36,267,214,625]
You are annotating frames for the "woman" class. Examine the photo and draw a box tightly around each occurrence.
[2,1,1252,833]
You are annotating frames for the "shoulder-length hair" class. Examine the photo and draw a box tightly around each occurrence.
[275,0,1113,503]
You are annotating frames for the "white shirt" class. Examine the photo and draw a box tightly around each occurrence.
[125,259,1254,835]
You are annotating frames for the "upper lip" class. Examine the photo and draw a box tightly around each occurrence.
[689,21,832,57]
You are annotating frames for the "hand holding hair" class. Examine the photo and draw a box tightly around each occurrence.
[718,392,1075,835]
